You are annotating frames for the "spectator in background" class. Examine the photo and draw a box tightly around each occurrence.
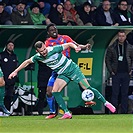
[74,0,95,7]
[2,0,18,14]
[26,0,37,7]
[48,4,68,25]
[46,0,64,8]
[0,40,19,111]
[11,0,33,25]
[78,2,94,26]
[0,67,11,116]
[128,3,133,14]
[95,0,118,26]
[127,0,133,7]
[37,62,52,115]
[28,2,51,25]
[105,30,133,114]
[37,0,51,17]
[0,1,12,25]
[114,0,133,25]
[63,0,84,26]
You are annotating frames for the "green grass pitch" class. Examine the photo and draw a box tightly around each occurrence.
[0,114,132,133]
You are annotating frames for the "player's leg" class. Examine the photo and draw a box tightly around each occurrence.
[71,66,116,113]
[79,78,106,103]
[78,84,96,107]
[0,75,10,115]
[45,72,57,119]
[79,78,116,113]
[52,76,72,119]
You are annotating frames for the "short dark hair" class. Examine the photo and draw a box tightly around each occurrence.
[118,30,126,34]
[6,40,14,46]
[46,23,56,32]
[118,0,128,5]
[34,41,43,49]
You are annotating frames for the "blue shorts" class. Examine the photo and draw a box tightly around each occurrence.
[47,71,58,87]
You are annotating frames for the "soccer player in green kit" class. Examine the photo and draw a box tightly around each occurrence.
[0,67,11,116]
[9,41,116,119]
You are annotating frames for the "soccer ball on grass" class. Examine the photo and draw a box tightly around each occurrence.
[81,89,94,102]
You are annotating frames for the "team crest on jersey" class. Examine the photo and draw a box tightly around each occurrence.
[51,43,54,46]
[60,38,64,43]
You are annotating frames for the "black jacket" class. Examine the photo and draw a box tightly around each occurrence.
[105,40,133,74]
[0,10,12,25]
[11,9,33,25]
[0,50,18,85]
[113,8,133,26]
[95,5,116,26]
[48,8,67,25]
[78,9,95,25]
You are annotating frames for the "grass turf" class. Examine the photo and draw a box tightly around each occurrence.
[0,114,133,133]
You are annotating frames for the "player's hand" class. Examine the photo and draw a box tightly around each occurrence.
[85,43,91,50]
[75,46,81,53]
[78,44,91,50]
[8,71,17,79]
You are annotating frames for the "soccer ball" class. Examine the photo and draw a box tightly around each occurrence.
[81,89,94,102]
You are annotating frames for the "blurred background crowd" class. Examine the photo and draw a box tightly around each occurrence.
[0,0,133,26]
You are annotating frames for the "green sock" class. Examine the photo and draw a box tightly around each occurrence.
[52,92,69,113]
[0,86,5,105]
[88,86,106,104]
[80,79,106,103]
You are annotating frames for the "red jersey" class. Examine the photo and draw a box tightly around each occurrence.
[45,34,75,58]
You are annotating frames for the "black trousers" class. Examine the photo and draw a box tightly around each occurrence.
[37,87,47,115]
[4,84,15,110]
[111,72,130,113]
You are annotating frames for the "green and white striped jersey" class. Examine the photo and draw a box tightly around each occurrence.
[31,45,72,74]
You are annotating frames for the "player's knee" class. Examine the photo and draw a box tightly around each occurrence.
[46,91,52,97]
[51,89,58,93]
[46,86,53,97]
[0,79,5,87]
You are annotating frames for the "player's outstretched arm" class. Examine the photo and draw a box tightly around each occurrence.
[78,44,91,50]
[62,43,81,53]
[74,42,91,50]
[8,58,33,79]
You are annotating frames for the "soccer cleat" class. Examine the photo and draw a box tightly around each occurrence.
[58,113,72,120]
[0,105,11,115]
[45,113,56,119]
[85,101,96,107]
[0,112,10,117]
[105,101,116,113]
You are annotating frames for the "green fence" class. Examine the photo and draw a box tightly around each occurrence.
[0,26,133,113]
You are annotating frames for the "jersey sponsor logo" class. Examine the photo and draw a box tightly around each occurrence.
[78,58,93,76]
[60,38,64,43]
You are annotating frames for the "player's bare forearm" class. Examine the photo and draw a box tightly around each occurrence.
[8,59,32,79]
[80,44,91,50]
[63,42,77,50]
[74,42,91,50]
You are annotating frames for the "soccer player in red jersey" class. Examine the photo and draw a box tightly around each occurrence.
[45,23,95,119]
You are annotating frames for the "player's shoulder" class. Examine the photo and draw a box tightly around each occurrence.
[45,37,51,42]
[60,34,71,38]
[33,53,41,58]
